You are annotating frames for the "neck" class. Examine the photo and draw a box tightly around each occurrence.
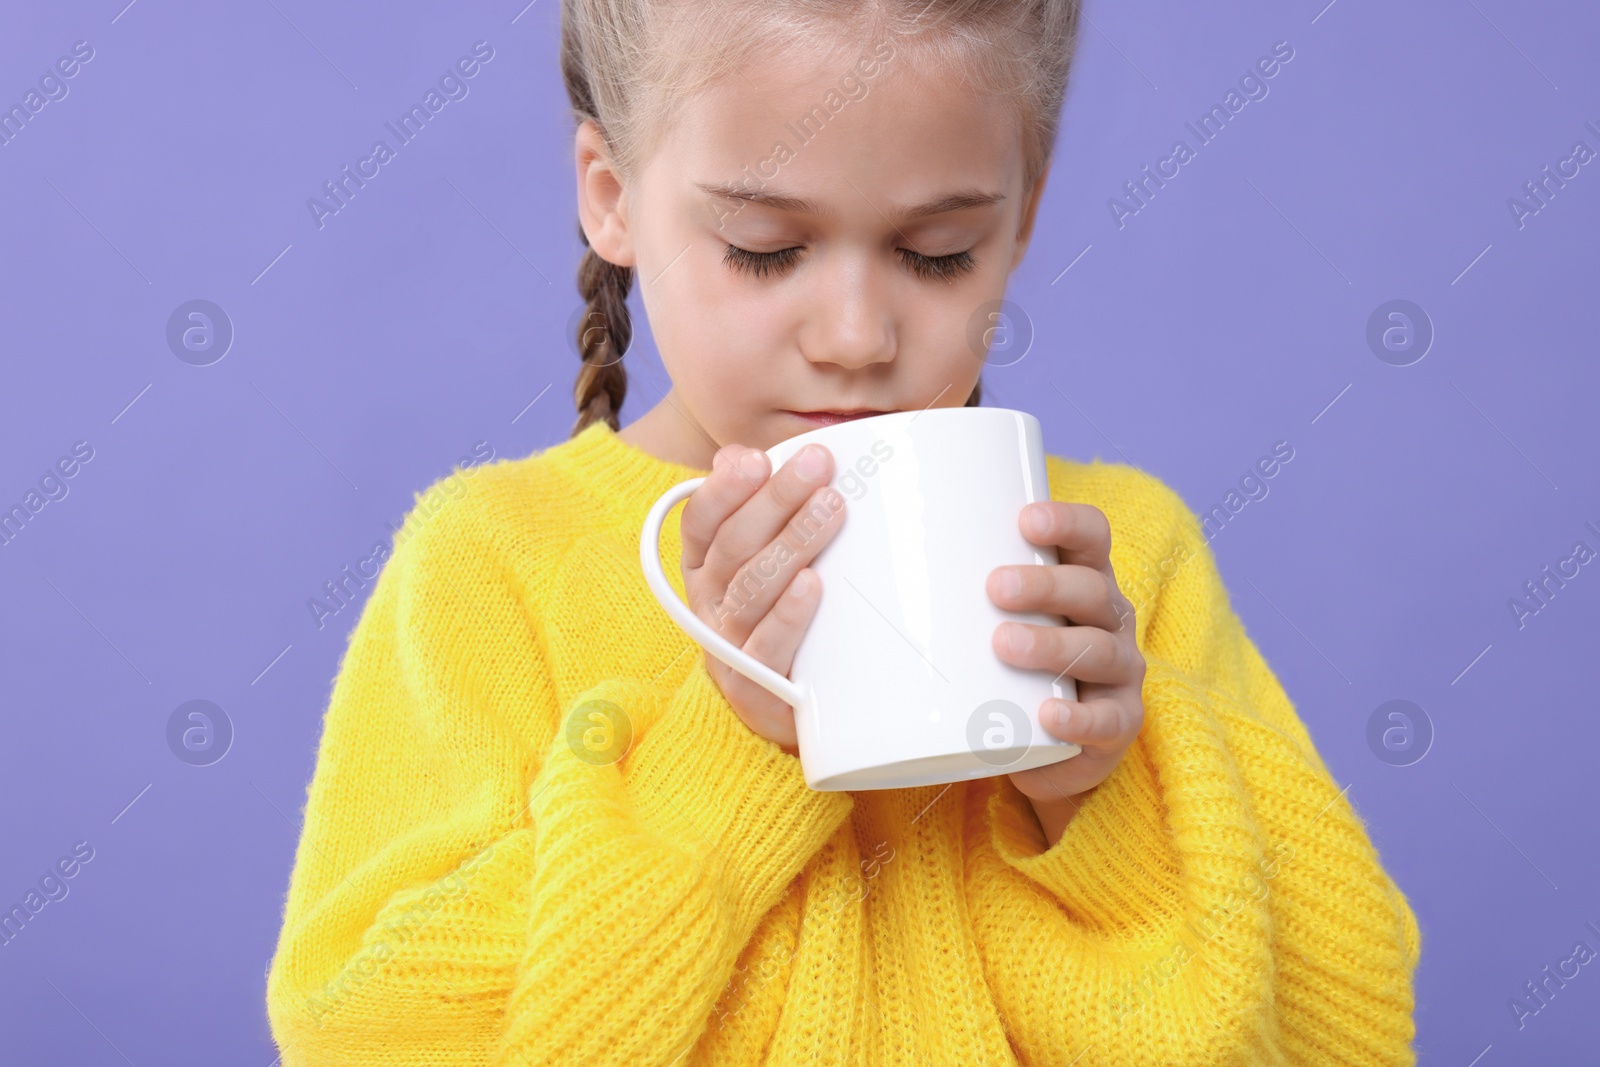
[617,391,721,470]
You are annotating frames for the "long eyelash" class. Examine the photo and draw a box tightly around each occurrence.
[721,244,978,281]
[899,248,977,281]
[723,245,802,278]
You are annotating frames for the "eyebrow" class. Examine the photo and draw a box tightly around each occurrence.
[697,182,1005,222]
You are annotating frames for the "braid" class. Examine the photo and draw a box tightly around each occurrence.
[570,219,633,437]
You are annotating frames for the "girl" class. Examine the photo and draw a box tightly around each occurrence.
[266,1,1421,1064]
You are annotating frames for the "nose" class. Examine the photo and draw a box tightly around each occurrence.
[800,257,895,370]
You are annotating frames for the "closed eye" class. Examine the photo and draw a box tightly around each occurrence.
[898,248,977,281]
[722,244,802,278]
[722,244,978,281]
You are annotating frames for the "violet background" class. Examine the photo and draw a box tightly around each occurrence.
[2,0,1596,1062]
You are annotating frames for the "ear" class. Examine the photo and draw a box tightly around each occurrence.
[575,119,635,268]
[1010,161,1051,272]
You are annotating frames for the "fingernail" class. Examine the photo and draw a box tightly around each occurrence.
[789,569,812,597]
[1025,506,1049,537]
[739,449,767,479]
[1050,701,1074,731]
[1006,623,1032,655]
[797,444,827,480]
[997,569,1022,600]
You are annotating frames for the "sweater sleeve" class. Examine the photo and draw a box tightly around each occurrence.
[264,494,854,1066]
[964,472,1421,1067]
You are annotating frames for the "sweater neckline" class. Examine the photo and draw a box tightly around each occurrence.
[551,419,713,528]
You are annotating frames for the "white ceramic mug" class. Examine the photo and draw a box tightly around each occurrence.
[639,406,1080,791]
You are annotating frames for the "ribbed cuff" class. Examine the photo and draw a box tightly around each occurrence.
[597,660,854,928]
[989,697,1184,927]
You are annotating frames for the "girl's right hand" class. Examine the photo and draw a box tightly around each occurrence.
[678,440,846,753]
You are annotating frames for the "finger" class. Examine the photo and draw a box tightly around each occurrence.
[1019,502,1112,571]
[1007,757,1103,808]
[704,652,799,751]
[706,489,844,642]
[680,444,771,571]
[702,443,836,589]
[1038,694,1143,748]
[736,567,822,685]
[987,562,1131,632]
[992,621,1142,686]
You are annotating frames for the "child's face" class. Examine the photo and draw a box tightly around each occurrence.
[578,42,1048,462]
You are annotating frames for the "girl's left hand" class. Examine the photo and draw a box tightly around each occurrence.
[985,501,1147,848]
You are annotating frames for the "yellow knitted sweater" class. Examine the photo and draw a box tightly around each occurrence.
[265,419,1421,1066]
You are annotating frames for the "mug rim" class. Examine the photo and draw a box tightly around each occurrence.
[768,405,1036,458]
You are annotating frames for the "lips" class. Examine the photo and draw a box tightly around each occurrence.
[786,410,892,426]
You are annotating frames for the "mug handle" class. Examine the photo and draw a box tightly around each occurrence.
[639,477,807,710]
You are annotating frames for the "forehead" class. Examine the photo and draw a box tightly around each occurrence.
[654,43,1024,206]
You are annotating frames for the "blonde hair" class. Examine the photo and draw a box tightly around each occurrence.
[561,0,1083,437]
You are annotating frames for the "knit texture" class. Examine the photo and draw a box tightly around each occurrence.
[265,419,1421,1066]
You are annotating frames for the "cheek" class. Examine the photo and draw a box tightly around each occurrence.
[646,247,792,346]
[902,293,993,386]
[658,333,764,420]
[897,238,1010,369]
[932,341,985,393]
[657,345,720,399]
